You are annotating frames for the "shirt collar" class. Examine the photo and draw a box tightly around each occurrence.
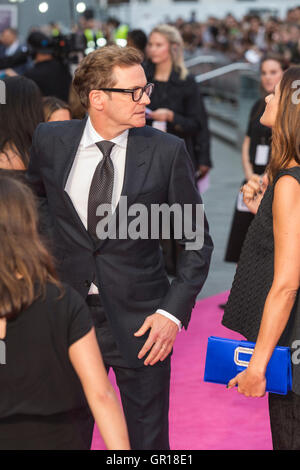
[82,116,129,150]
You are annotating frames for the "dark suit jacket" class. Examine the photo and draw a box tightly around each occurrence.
[26,118,213,368]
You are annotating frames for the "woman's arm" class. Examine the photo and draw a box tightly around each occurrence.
[228,175,300,396]
[241,136,253,181]
[69,328,130,449]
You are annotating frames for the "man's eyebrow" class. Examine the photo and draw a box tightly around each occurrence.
[123,83,147,89]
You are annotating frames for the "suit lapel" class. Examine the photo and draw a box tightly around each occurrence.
[60,116,88,189]
[57,116,94,248]
[121,127,151,202]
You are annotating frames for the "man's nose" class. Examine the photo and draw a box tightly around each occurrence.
[140,91,151,105]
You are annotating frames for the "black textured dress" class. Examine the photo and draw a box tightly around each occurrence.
[225,99,272,263]
[222,166,300,394]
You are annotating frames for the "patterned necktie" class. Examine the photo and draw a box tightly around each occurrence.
[88,140,115,240]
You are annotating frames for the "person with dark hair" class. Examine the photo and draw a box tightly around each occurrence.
[223,67,300,450]
[224,56,284,265]
[0,175,130,450]
[43,96,72,122]
[24,31,72,102]
[0,75,44,172]
[127,29,147,57]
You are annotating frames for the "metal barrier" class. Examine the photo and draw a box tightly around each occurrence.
[186,54,261,146]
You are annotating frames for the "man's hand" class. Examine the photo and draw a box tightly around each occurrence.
[134,313,179,366]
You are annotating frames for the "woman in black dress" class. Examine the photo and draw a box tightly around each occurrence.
[225,56,284,263]
[223,67,300,450]
[0,176,130,450]
[144,24,211,275]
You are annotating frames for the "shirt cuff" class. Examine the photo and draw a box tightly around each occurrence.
[156,309,182,332]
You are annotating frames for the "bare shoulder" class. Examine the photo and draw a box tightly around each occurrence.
[273,172,300,220]
[274,173,300,202]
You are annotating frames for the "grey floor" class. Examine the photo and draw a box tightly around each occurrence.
[197,137,244,300]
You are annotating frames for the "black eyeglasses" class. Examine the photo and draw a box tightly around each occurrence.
[98,83,154,102]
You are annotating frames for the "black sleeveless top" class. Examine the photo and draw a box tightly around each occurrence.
[222,167,300,346]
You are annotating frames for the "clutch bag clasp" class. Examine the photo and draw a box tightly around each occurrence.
[234,346,254,367]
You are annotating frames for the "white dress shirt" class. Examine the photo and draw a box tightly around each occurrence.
[65,117,181,330]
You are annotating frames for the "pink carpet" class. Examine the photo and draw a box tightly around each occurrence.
[91,291,273,450]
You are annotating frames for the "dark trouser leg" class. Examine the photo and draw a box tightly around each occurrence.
[86,295,171,450]
[268,391,300,450]
[113,357,171,450]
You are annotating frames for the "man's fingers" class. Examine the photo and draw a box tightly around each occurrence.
[144,341,164,366]
[137,333,157,359]
[134,317,152,337]
[159,346,172,363]
[147,343,172,366]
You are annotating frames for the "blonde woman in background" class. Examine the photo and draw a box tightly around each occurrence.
[144,24,211,275]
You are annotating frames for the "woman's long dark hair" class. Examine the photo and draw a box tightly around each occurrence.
[0,176,62,319]
[268,66,300,183]
[0,76,44,168]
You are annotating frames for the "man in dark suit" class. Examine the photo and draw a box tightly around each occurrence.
[26,45,213,450]
[0,28,28,74]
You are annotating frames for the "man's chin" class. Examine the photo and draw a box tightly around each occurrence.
[134,116,146,128]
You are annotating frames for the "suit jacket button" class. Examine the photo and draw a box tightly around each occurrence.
[94,249,101,256]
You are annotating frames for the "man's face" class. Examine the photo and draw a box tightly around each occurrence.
[100,64,151,130]
[0,29,16,47]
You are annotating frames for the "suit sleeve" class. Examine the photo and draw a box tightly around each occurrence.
[158,140,214,328]
[26,124,55,247]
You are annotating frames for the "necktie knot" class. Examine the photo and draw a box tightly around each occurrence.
[96,140,115,159]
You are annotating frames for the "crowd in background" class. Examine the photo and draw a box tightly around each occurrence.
[175,6,300,64]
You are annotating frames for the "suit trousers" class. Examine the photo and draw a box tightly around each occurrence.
[86,295,171,450]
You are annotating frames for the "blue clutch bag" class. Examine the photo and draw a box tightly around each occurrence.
[204,336,292,395]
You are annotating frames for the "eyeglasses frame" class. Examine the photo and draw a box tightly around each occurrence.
[97,83,155,102]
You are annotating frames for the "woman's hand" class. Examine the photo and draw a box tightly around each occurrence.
[241,173,269,214]
[227,367,267,397]
[149,108,174,122]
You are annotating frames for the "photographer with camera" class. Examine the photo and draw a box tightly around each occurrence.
[24,31,72,102]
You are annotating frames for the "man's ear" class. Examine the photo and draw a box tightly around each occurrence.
[89,90,105,111]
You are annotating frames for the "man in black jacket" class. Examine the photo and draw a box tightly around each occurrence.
[26,45,213,450]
